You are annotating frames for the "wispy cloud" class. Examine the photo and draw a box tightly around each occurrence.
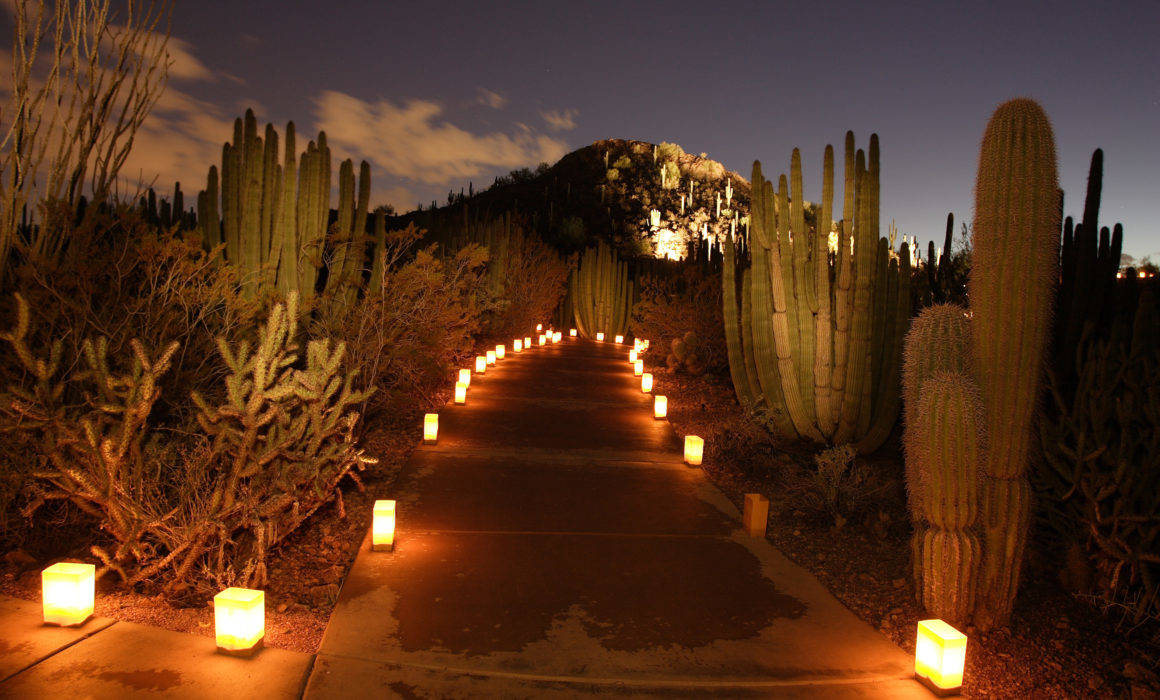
[314,90,569,185]
[476,88,507,110]
[540,108,578,132]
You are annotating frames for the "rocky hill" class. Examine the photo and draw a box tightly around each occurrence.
[393,138,753,261]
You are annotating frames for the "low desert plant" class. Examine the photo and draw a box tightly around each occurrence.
[631,266,726,374]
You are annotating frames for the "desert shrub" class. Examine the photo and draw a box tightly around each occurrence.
[483,227,572,341]
[1038,284,1160,625]
[661,162,680,189]
[613,155,633,170]
[797,444,882,529]
[605,168,620,182]
[1,292,372,592]
[631,266,727,374]
[657,142,685,162]
[554,216,588,251]
[312,225,490,418]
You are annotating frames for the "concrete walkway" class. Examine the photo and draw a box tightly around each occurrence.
[0,338,927,698]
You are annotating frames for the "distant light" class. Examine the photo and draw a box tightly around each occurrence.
[654,395,667,419]
[615,335,624,344]
[536,323,543,332]
[454,382,467,404]
[496,344,506,359]
[641,373,653,393]
[629,349,638,363]
[570,329,577,337]
[596,332,605,342]
[514,338,523,352]
[423,413,439,444]
[458,368,471,387]
[475,356,486,373]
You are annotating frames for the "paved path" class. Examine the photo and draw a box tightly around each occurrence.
[0,338,927,698]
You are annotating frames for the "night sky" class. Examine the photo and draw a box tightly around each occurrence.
[111,1,1160,260]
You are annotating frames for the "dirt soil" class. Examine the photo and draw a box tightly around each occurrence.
[652,364,1160,699]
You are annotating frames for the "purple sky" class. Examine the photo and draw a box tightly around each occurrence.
[118,1,1160,259]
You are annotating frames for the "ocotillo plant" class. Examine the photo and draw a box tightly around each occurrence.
[198,109,371,304]
[570,240,633,339]
[722,133,911,454]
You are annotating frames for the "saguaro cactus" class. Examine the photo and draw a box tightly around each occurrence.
[722,133,910,454]
[570,241,633,339]
[971,98,1060,629]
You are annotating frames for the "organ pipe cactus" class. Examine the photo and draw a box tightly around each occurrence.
[570,241,632,339]
[198,109,370,305]
[722,133,910,454]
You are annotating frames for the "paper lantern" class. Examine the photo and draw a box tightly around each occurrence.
[634,360,644,376]
[496,344,505,359]
[641,373,653,393]
[458,368,471,387]
[615,335,624,344]
[524,336,532,347]
[536,323,543,332]
[423,413,438,444]
[41,562,94,626]
[653,395,667,419]
[570,328,577,337]
[915,619,967,695]
[684,436,704,465]
[514,338,522,352]
[553,331,562,343]
[538,334,547,346]
[454,382,467,404]
[629,349,638,363]
[214,587,264,656]
[475,356,486,373]
[742,494,769,536]
[486,350,496,365]
[596,332,605,341]
[372,499,396,552]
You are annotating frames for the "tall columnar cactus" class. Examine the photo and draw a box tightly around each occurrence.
[912,371,984,626]
[198,110,371,305]
[570,241,633,339]
[722,133,910,454]
[971,98,1060,629]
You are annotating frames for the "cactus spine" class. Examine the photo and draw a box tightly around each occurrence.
[570,241,632,339]
[723,133,910,453]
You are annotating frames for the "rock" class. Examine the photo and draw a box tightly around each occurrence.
[892,577,906,588]
[4,549,36,569]
[308,583,341,606]
[276,602,289,613]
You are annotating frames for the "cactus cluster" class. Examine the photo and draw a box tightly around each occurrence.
[197,109,371,304]
[667,331,708,375]
[723,132,911,454]
[904,98,1061,630]
[570,241,633,339]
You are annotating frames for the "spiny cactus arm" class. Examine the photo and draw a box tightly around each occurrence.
[814,144,835,435]
[835,148,873,443]
[276,121,299,296]
[855,244,911,454]
[787,162,819,429]
[830,134,858,427]
[723,236,758,409]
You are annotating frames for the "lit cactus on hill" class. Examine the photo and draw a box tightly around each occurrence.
[722,132,911,454]
[570,241,632,339]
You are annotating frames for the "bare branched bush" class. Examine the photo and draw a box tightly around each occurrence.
[482,223,572,342]
[1,0,171,276]
[631,266,727,373]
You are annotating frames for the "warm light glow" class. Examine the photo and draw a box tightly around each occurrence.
[654,395,667,419]
[424,413,439,444]
[486,350,496,365]
[684,435,704,465]
[915,619,967,693]
[629,349,638,363]
[553,331,562,343]
[214,587,264,655]
[641,373,653,393]
[538,334,547,346]
[634,360,644,376]
[458,368,471,387]
[536,323,543,332]
[372,499,396,551]
[454,382,467,404]
[615,335,624,344]
[570,328,577,337]
[514,338,523,352]
[41,562,94,626]
[525,336,532,347]
[496,344,506,359]
[642,339,650,350]
[475,356,486,373]
[596,332,605,341]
